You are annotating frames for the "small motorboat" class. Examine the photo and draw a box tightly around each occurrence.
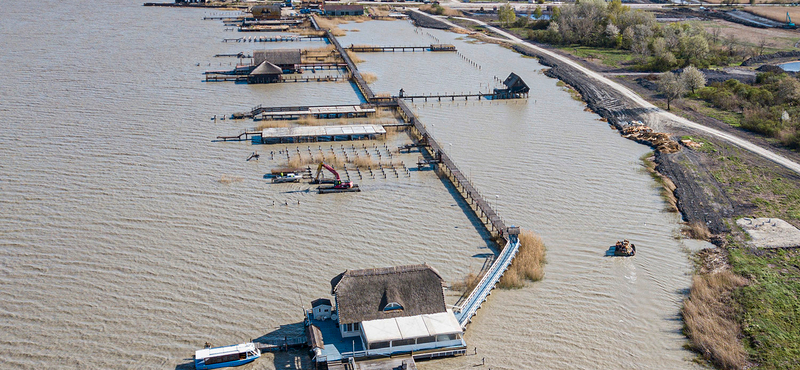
[272,173,302,183]
[609,239,636,257]
[194,342,260,369]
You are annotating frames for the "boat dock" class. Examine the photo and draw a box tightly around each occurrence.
[232,103,375,120]
[223,35,326,43]
[346,44,456,52]
[204,75,343,83]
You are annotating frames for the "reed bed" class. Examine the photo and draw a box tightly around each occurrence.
[218,175,244,184]
[682,270,748,370]
[256,120,291,130]
[361,72,377,84]
[286,153,343,169]
[685,221,711,241]
[347,50,364,64]
[450,272,479,293]
[498,230,546,289]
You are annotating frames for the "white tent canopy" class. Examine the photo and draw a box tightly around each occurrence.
[361,311,462,344]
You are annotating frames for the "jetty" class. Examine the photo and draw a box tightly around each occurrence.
[232,103,375,120]
[347,44,456,52]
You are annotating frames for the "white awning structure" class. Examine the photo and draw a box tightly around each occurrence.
[361,311,463,344]
[261,124,386,140]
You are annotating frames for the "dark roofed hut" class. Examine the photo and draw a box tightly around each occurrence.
[251,4,282,20]
[323,4,364,16]
[247,61,282,84]
[253,49,301,73]
[493,72,530,99]
[330,264,446,338]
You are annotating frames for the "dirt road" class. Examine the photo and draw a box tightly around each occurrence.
[414,10,800,175]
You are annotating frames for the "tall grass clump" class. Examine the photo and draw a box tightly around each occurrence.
[498,230,546,289]
[682,270,748,370]
[685,221,711,241]
[347,50,364,63]
[361,72,377,84]
[450,272,479,293]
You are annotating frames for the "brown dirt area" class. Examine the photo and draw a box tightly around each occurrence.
[700,19,800,50]
[744,6,800,23]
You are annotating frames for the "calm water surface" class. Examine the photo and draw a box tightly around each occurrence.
[0,2,706,369]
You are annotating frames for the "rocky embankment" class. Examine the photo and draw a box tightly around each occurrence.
[513,43,734,236]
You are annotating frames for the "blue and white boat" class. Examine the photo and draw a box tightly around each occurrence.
[194,342,260,369]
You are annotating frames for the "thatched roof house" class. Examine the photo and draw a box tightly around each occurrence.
[247,61,282,84]
[253,49,301,71]
[251,4,282,20]
[330,264,446,325]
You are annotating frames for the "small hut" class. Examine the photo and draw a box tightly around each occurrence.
[251,4,282,20]
[311,298,332,320]
[493,72,530,99]
[323,4,364,16]
[247,61,282,84]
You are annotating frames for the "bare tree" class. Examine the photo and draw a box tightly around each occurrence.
[681,66,706,95]
[758,37,768,56]
[658,72,686,110]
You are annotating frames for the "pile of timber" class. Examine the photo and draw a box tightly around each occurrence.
[620,125,681,154]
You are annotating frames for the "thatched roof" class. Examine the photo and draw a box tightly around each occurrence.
[331,264,446,324]
[253,49,301,66]
[249,61,282,76]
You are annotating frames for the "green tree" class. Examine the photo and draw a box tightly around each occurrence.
[533,6,543,19]
[658,72,686,110]
[681,66,706,95]
[498,3,517,27]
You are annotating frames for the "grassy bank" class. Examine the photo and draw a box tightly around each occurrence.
[682,268,749,369]
[730,247,800,369]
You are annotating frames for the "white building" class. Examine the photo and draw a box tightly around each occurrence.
[326,264,466,358]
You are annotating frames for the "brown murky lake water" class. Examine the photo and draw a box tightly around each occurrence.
[0,2,708,369]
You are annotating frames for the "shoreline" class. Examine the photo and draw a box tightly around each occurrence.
[408,9,800,369]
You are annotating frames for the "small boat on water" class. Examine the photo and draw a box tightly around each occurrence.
[272,173,302,183]
[194,342,260,369]
[609,239,636,257]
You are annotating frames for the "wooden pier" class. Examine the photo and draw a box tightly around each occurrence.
[223,35,326,43]
[347,44,456,52]
[205,75,343,83]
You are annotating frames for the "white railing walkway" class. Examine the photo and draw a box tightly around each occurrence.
[454,234,520,328]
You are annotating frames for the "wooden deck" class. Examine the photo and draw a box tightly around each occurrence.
[347,44,456,52]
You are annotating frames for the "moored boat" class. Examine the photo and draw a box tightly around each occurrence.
[194,342,260,369]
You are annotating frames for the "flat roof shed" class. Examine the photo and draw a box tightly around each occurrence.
[260,124,386,144]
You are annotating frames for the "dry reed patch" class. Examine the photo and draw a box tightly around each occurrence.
[351,156,376,168]
[682,270,749,370]
[218,175,244,184]
[292,29,326,37]
[419,4,462,17]
[361,72,377,84]
[498,230,546,289]
[641,153,678,212]
[450,272,479,293]
[347,51,364,63]
[313,16,347,36]
[685,221,711,241]
[287,153,343,169]
[256,120,291,130]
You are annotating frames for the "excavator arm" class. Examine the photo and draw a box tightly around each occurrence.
[314,162,341,181]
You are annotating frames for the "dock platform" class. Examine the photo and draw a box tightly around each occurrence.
[347,44,456,52]
[260,124,386,144]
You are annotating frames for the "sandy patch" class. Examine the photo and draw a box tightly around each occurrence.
[737,217,800,248]
[702,19,799,49]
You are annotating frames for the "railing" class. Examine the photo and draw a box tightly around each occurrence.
[454,234,520,328]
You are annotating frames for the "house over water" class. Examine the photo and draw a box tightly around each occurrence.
[493,72,530,99]
[253,49,301,73]
[251,4,282,20]
[307,264,466,365]
[247,61,282,84]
